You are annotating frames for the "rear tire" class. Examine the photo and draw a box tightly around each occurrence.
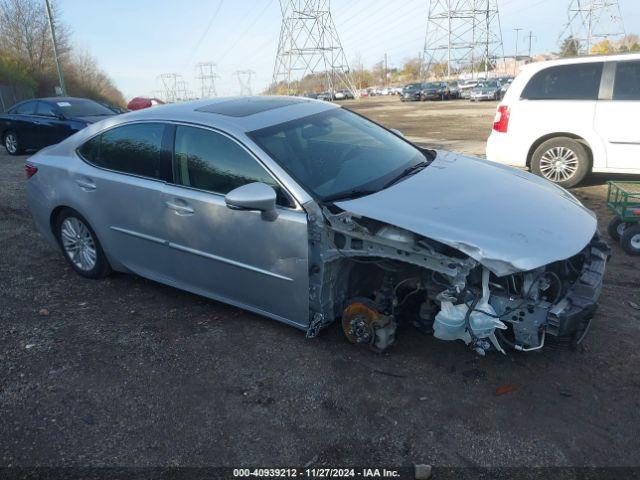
[607,217,628,242]
[55,208,111,279]
[620,224,640,256]
[531,137,590,189]
[4,130,24,155]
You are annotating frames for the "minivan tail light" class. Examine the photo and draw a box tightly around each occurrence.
[25,164,38,179]
[493,105,510,133]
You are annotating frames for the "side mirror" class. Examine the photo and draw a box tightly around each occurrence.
[56,113,65,120]
[390,128,404,138]
[225,182,278,221]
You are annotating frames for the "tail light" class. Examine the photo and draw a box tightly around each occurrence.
[25,164,38,179]
[493,105,510,133]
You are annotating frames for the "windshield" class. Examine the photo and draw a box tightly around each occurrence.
[404,83,421,90]
[480,81,499,89]
[424,82,441,89]
[54,99,116,117]
[249,108,426,202]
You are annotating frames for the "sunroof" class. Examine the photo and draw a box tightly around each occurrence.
[195,97,308,117]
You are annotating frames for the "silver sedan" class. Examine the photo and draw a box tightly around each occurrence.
[25,96,609,354]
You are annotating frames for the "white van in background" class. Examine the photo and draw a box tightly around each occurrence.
[486,53,640,188]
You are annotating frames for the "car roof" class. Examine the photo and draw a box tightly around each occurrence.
[112,95,339,133]
[521,52,640,74]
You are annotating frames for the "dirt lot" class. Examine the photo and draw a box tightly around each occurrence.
[1,96,639,471]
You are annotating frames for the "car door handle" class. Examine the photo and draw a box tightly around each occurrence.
[75,179,96,191]
[165,200,195,215]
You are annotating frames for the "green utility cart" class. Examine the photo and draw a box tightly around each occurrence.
[606,181,640,255]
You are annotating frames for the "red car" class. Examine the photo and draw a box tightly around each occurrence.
[126,97,164,111]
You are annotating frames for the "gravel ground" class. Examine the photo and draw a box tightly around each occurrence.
[1,96,639,469]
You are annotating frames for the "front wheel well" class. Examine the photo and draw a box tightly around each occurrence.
[526,133,593,170]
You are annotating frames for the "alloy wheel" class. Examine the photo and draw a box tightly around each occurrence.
[60,217,97,272]
[539,146,579,183]
[5,133,17,154]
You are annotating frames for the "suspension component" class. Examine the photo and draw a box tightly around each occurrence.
[342,298,397,353]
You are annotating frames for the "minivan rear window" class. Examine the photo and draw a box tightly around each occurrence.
[613,61,640,101]
[521,62,603,100]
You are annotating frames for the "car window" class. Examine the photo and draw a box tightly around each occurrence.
[14,101,36,115]
[521,62,603,100]
[36,102,57,117]
[613,61,640,101]
[54,99,115,117]
[173,125,290,206]
[249,108,425,202]
[78,123,168,180]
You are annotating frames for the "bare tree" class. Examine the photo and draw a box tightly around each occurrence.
[0,0,70,74]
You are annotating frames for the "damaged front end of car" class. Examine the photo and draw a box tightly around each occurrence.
[304,203,610,355]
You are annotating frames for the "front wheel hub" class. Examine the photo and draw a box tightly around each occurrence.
[342,300,396,352]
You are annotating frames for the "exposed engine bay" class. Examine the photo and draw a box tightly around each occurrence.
[304,203,610,355]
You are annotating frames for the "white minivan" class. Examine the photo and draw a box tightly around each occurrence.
[486,53,640,188]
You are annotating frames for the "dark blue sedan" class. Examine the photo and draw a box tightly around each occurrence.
[1,97,118,156]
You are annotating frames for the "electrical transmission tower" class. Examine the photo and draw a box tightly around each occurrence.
[422,0,504,80]
[158,73,180,103]
[562,1,625,54]
[195,62,219,99]
[235,70,255,96]
[272,0,358,97]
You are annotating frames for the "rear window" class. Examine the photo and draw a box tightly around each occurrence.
[613,61,640,101]
[78,123,169,180]
[13,101,36,115]
[521,62,603,100]
[54,99,115,117]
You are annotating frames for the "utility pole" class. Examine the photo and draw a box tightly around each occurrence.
[513,28,522,76]
[528,31,535,60]
[384,53,388,87]
[44,0,66,96]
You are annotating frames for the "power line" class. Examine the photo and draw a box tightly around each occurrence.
[218,0,275,63]
[182,0,225,70]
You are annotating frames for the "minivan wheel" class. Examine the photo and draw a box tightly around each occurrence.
[55,209,111,279]
[620,224,640,256]
[4,131,23,155]
[531,138,589,188]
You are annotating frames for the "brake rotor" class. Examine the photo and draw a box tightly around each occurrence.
[342,300,380,348]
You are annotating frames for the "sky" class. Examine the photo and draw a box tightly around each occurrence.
[58,0,640,100]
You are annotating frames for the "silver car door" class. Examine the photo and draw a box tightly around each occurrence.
[161,124,309,328]
[75,122,173,281]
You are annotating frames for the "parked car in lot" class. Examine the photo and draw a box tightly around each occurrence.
[400,83,423,101]
[127,97,165,111]
[420,82,450,101]
[25,96,609,355]
[1,97,118,155]
[317,91,336,101]
[334,89,355,100]
[499,78,514,97]
[487,53,640,188]
[447,81,460,99]
[469,80,502,101]
[458,79,479,99]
